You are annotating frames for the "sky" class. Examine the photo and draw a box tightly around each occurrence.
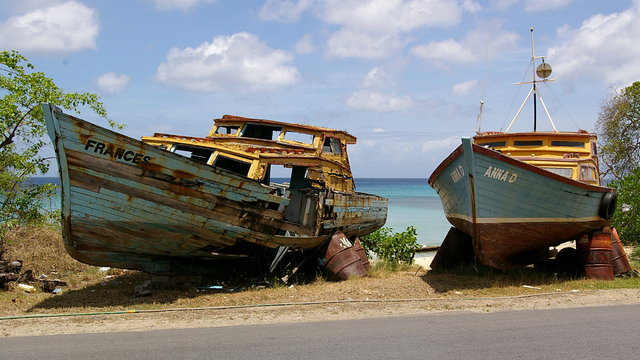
[1,0,639,178]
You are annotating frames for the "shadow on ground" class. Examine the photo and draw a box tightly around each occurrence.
[28,273,189,311]
[27,271,277,312]
[420,264,577,293]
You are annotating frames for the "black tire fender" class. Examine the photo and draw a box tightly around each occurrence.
[599,191,617,220]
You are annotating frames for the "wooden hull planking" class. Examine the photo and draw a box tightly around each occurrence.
[43,105,387,274]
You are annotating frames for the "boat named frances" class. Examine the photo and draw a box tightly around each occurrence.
[44,104,387,275]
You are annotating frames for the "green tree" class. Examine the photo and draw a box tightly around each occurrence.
[0,50,115,241]
[596,81,640,180]
[596,81,640,244]
[609,168,640,245]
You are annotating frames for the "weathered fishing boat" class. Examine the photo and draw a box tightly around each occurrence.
[43,104,387,275]
[428,29,616,270]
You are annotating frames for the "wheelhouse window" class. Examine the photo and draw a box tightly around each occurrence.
[282,130,314,145]
[478,141,506,148]
[173,145,213,163]
[580,166,597,182]
[213,155,252,176]
[513,140,543,146]
[214,126,239,135]
[542,167,573,178]
[322,137,342,155]
[551,141,585,147]
[241,124,282,140]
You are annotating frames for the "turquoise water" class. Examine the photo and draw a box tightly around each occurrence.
[354,178,449,246]
[32,177,450,246]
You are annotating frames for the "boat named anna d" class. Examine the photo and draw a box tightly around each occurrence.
[428,29,616,271]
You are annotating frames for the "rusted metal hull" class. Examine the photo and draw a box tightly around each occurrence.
[43,105,387,274]
[428,138,614,270]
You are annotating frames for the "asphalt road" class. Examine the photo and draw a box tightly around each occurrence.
[2,305,640,359]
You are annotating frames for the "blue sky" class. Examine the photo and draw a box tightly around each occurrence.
[1,0,638,178]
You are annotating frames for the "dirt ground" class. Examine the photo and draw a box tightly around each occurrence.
[2,254,640,338]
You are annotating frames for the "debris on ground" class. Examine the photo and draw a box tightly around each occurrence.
[1,260,23,290]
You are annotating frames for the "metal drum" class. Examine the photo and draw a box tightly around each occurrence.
[322,232,367,281]
[583,231,614,280]
[353,237,370,270]
[610,228,632,276]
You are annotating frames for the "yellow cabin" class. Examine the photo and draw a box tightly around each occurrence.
[473,130,601,186]
[141,115,357,193]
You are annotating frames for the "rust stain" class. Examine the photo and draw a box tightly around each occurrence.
[173,169,196,180]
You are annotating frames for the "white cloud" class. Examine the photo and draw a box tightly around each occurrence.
[547,1,640,89]
[462,0,482,13]
[346,90,414,111]
[490,0,518,10]
[362,67,393,88]
[524,0,572,12]
[96,72,130,96]
[258,0,315,22]
[452,80,477,96]
[349,135,460,175]
[411,22,518,66]
[2,0,66,14]
[419,135,460,153]
[294,34,315,54]
[320,0,462,59]
[148,0,216,11]
[325,29,408,59]
[411,38,476,64]
[0,1,98,55]
[371,128,385,133]
[320,0,461,33]
[156,32,300,93]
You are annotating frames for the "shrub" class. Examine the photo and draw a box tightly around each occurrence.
[360,226,420,266]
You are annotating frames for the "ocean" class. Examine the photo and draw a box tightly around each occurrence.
[31,177,449,246]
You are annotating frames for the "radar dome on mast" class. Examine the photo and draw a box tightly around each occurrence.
[536,63,552,79]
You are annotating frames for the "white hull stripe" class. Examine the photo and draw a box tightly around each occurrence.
[447,213,602,224]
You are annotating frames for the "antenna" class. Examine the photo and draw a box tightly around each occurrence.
[475,101,484,133]
[505,27,558,133]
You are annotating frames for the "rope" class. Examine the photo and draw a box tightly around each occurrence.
[542,81,582,130]
[500,60,533,131]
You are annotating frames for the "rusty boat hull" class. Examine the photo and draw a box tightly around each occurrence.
[43,105,387,274]
[428,138,614,270]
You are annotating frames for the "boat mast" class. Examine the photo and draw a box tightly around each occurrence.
[531,28,537,132]
[505,27,558,133]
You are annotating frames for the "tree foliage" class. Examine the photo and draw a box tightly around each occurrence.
[0,50,115,240]
[596,81,640,180]
[596,81,640,244]
[609,168,640,244]
[360,226,419,266]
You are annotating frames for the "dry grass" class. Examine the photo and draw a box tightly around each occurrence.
[1,225,640,318]
[4,225,91,276]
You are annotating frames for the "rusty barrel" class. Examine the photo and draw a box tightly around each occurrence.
[610,227,632,276]
[583,231,614,280]
[576,234,590,260]
[353,237,370,270]
[322,232,367,281]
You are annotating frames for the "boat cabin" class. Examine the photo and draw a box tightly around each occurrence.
[474,130,601,186]
[141,115,357,193]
